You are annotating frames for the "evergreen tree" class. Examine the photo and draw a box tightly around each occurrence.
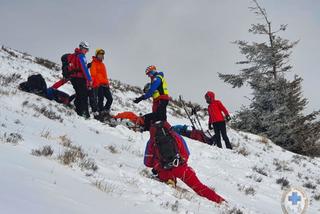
[219,0,320,156]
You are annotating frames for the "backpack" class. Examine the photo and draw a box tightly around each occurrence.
[61,53,80,78]
[153,122,181,169]
[19,74,47,95]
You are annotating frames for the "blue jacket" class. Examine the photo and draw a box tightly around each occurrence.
[78,53,92,81]
[143,72,164,99]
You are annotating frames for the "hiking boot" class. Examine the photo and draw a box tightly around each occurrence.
[80,112,90,119]
[93,112,100,120]
[166,179,176,188]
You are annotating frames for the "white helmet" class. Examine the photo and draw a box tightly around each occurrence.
[79,41,90,50]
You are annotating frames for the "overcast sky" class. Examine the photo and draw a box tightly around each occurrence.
[1,0,319,113]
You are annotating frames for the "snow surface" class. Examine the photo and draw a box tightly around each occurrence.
[0,47,320,214]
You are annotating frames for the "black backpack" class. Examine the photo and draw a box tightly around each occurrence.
[61,54,71,78]
[19,74,47,96]
[154,123,181,169]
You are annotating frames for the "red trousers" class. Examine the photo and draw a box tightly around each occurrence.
[157,164,224,204]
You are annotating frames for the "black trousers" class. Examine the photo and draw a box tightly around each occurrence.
[88,88,98,113]
[97,85,113,112]
[213,121,232,149]
[70,78,89,116]
[144,99,169,131]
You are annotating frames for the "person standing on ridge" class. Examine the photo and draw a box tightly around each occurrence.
[67,41,92,118]
[89,48,113,119]
[133,65,170,131]
[205,91,232,149]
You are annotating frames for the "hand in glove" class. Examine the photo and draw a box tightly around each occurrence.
[151,168,158,176]
[225,115,231,122]
[87,80,93,89]
[133,95,144,104]
[209,123,214,130]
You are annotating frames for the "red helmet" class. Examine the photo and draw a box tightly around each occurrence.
[145,65,156,75]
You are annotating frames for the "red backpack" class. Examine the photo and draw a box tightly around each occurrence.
[61,53,81,78]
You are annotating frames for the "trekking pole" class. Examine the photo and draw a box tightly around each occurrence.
[193,105,217,145]
[179,95,198,130]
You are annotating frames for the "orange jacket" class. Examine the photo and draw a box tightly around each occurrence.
[113,112,144,126]
[90,57,109,88]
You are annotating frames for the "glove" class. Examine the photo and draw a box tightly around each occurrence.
[133,95,144,104]
[226,115,231,122]
[209,123,214,130]
[151,168,158,176]
[87,80,93,89]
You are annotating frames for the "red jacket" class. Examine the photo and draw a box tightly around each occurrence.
[206,91,229,123]
[69,48,91,81]
[144,122,190,171]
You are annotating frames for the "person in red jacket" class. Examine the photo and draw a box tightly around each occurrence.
[144,121,225,204]
[68,41,93,118]
[205,91,232,149]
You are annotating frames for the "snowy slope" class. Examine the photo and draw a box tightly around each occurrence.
[0,46,320,214]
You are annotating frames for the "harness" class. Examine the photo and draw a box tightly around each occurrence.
[152,75,169,100]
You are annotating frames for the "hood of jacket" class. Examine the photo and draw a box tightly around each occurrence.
[205,91,215,103]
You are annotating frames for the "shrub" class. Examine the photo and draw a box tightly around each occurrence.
[25,103,63,122]
[237,184,256,196]
[58,146,86,166]
[276,177,290,189]
[273,159,293,172]
[0,73,22,86]
[36,106,63,122]
[34,57,60,71]
[160,200,180,212]
[40,129,51,139]
[107,145,118,154]
[1,132,23,144]
[303,182,316,190]
[252,166,268,177]
[237,147,250,156]
[93,179,116,193]
[1,46,18,58]
[80,158,98,171]
[246,174,263,183]
[260,136,269,144]
[59,135,72,147]
[31,145,54,157]
[226,207,244,214]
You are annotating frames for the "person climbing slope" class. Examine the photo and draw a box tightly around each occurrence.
[144,121,226,204]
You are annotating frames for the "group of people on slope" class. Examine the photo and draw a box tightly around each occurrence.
[49,41,113,119]
[45,41,231,205]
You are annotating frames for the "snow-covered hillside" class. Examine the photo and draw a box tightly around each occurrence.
[0,46,319,214]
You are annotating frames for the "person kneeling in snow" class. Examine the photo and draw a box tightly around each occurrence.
[144,121,225,204]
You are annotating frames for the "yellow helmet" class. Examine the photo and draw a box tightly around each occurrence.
[95,48,105,56]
